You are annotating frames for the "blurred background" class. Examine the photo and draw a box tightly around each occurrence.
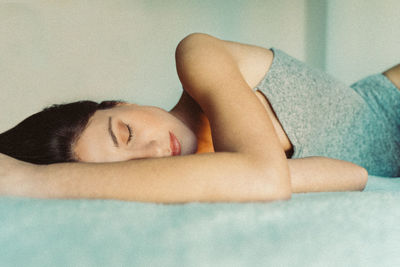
[1,0,399,132]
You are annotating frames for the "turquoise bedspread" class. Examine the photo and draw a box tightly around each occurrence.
[1,175,399,267]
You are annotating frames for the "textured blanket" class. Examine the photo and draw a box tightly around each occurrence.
[1,175,399,267]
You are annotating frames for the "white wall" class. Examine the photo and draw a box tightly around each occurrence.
[326,0,400,84]
[1,0,399,133]
[0,0,309,132]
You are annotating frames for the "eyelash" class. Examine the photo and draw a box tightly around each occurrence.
[126,124,133,144]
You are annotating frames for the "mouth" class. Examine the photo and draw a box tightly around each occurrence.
[169,131,181,156]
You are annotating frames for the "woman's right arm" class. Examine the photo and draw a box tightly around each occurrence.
[0,33,291,203]
[0,149,287,203]
[0,152,280,203]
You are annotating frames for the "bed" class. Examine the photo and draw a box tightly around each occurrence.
[0,175,399,266]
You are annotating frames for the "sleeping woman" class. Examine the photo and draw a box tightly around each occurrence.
[0,33,399,202]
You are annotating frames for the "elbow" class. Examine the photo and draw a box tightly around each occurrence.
[278,187,292,201]
[244,153,292,202]
[273,179,292,201]
[347,163,368,191]
[258,165,292,202]
[269,163,292,201]
[358,166,369,191]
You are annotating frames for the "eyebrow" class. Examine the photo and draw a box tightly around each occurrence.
[108,116,119,147]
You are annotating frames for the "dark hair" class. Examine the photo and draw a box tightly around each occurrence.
[0,100,123,164]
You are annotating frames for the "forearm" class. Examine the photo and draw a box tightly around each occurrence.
[20,153,286,203]
[288,157,368,193]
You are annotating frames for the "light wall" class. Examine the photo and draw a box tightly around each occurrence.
[0,0,399,132]
[325,0,400,84]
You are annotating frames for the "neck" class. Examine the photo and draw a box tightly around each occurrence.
[169,91,214,153]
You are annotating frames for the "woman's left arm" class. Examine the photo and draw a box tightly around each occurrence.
[288,156,368,193]
[169,94,368,193]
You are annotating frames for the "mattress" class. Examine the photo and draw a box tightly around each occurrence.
[0,175,399,267]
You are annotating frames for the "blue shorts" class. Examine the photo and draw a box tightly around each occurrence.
[253,48,400,177]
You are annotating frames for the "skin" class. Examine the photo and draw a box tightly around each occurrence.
[1,33,398,202]
[383,63,400,90]
[74,53,400,166]
[72,91,292,163]
[72,103,198,163]
[73,44,293,163]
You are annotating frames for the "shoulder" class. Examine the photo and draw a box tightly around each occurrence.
[176,33,274,89]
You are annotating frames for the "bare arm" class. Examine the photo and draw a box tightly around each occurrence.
[0,153,368,201]
[288,157,368,193]
[170,91,369,193]
[0,33,290,203]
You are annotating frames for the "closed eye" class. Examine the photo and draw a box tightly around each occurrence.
[126,124,133,144]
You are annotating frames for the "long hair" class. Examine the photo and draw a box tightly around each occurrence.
[0,100,122,164]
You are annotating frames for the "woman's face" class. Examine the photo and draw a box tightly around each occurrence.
[73,103,198,162]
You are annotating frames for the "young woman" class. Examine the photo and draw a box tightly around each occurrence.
[0,33,399,203]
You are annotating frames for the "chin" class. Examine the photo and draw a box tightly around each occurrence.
[179,130,198,155]
[184,144,198,155]
[181,139,198,155]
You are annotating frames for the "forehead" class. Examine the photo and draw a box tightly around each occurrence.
[85,104,139,124]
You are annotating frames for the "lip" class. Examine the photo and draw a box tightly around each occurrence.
[169,131,181,156]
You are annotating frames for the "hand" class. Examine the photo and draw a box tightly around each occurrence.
[0,153,39,197]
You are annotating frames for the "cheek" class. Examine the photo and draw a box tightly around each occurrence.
[75,144,105,162]
[82,148,131,163]
[74,135,119,163]
[143,112,180,133]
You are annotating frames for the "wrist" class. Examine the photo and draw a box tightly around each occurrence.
[0,153,45,198]
[29,163,62,198]
[14,162,45,198]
